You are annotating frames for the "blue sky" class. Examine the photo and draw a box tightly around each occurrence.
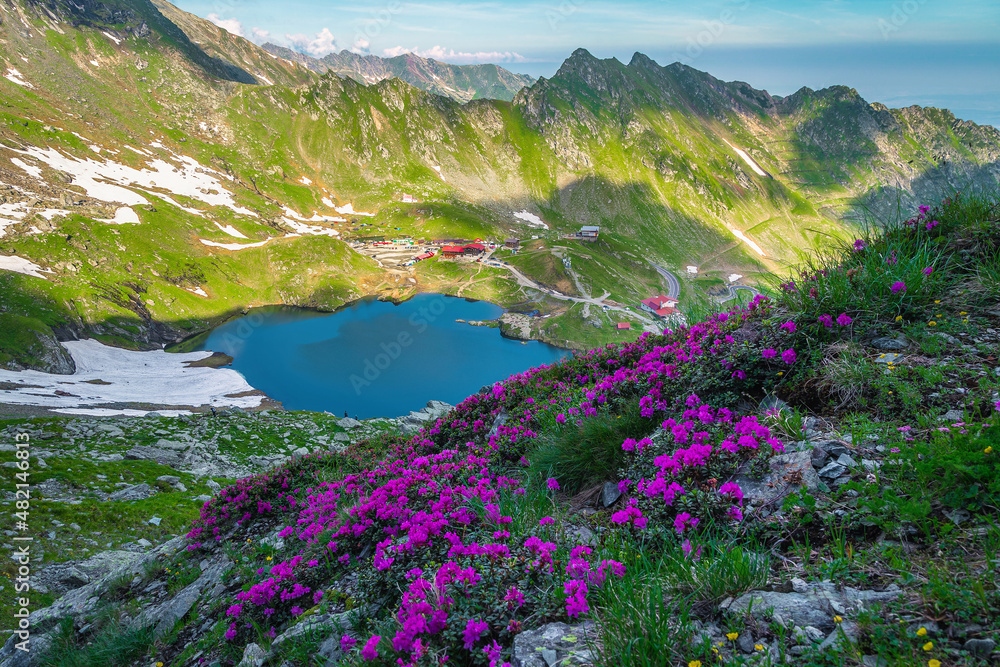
[174,0,1000,126]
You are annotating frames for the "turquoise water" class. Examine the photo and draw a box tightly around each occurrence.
[195,294,570,418]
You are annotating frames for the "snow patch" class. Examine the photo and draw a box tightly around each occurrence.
[214,222,248,239]
[185,286,209,297]
[10,158,42,178]
[89,59,99,67]
[725,224,766,257]
[513,210,548,229]
[54,408,191,417]
[728,274,743,283]
[321,196,335,207]
[258,74,274,86]
[4,68,33,88]
[333,203,374,217]
[723,139,768,178]
[686,266,699,274]
[200,238,274,251]
[0,255,51,279]
[100,207,140,224]
[281,218,340,237]
[0,339,263,411]
[299,176,312,185]
[101,31,121,45]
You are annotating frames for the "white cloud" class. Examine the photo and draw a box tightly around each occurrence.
[250,27,271,43]
[351,38,370,55]
[381,45,528,64]
[206,13,245,37]
[285,28,338,58]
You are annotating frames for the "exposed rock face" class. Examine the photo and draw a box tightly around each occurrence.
[396,399,454,433]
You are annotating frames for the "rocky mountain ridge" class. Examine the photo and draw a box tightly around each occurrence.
[261,44,535,103]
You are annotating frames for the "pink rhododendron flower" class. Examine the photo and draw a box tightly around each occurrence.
[891,281,907,294]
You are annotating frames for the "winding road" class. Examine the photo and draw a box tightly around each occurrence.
[717,284,761,302]
[649,263,681,299]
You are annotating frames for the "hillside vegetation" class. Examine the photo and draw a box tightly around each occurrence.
[5,192,997,667]
[1,0,999,366]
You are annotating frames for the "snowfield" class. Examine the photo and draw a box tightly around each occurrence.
[0,339,264,413]
[11,145,258,216]
[0,255,51,279]
[514,210,548,229]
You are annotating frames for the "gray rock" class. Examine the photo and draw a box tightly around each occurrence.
[108,483,156,501]
[156,475,181,485]
[33,565,89,595]
[871,337,907,351]
[95,424,125,437]
[238,643,267,667]
[148,516,162,526]
[728,582,901,632]
[818,462,847,479]
[874,353,902,365]
[811,445,829,467]
[333,433,350,442]
[131,558,230,638]
[337,417,363,429]
[734,450,819,505]
[488,410,509,438]
[601,482,622,507]
[836,454,858,468]
[206,479,222,492]
[862,655,889,667]
[737,632,755,654]
[512,621,596,667]
[818,620,859,652]
[964,638,996,658]
[940,409,964,422]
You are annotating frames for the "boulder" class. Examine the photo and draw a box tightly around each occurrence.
[733,450,819,505]
[727,580,902,632]
[109,483,156,501]
[512,621,597,667]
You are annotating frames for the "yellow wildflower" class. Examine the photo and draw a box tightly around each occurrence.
[895,315,903,322]
[833,615,843,623]
[934,300,941,304]
[727,632,739,641]
[986,446,993,454]
[917,627,927,636]
[929,660,941,667]
[157,663,164,667]
[929,321,937,326]
[266,556,273,561]
[923,641,933,651]
[960,311,967,315]
[755,644,764,651]
[689,662,703,667]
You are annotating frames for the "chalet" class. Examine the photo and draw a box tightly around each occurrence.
[579,225,600,239]
[616,322,632,331]
[505,238,520,249]
[463,243,485,255]
[640,295,679,319]
[441,245,466,257]
[402,193,417,203]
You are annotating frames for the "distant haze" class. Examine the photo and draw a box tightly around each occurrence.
[177,0,1000,127]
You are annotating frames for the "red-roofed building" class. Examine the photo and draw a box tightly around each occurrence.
[640,295,679,319]
[441,245,466,257]
[463,243,485,254]
[415,252,435,261]
[617,322,631,330]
